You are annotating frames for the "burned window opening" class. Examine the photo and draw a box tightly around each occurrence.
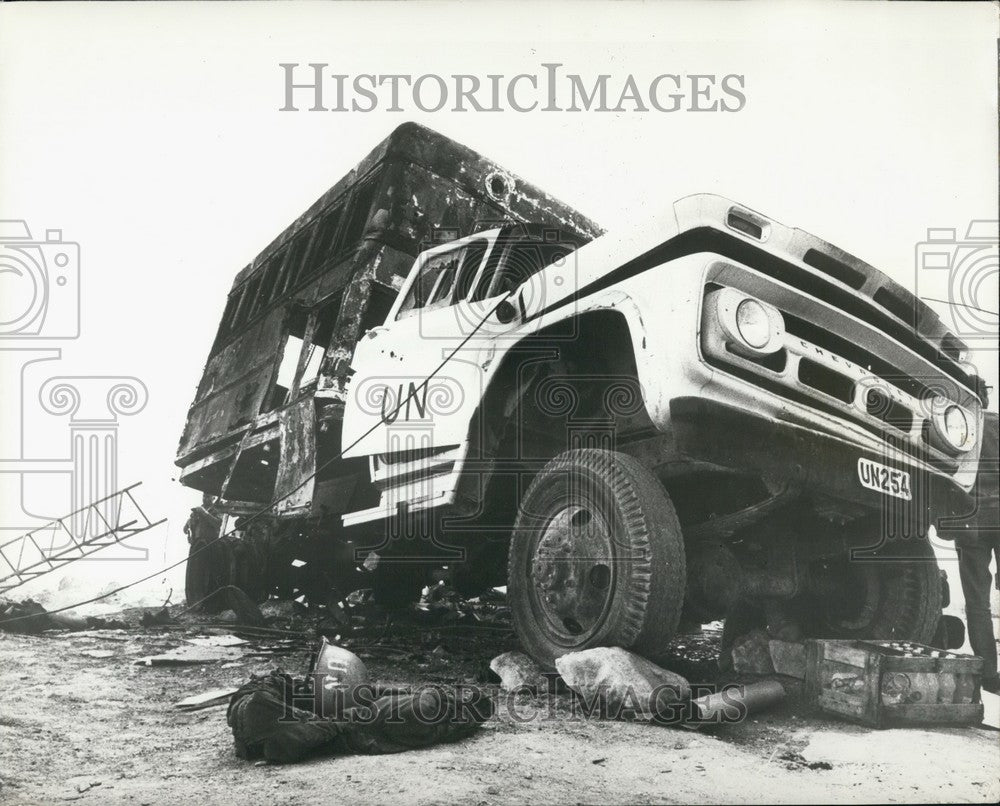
[224,438,280,503]
[280,231,314,295]
[307,202,345,277]
[255,252,286,314]
[300,292,344,393]
[233,273,262,330]
[263,307,310,413]
[340,172,382,249]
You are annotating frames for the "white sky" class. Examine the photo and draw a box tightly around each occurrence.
[0,1,997,608]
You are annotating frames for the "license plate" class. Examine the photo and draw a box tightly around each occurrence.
[857,458,912,501]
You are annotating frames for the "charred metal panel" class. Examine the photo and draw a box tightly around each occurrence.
[312,474,362,517]
[273,399,317,515]
[176,122,602,522]
[379,124,602,242]
[178,309,284,459]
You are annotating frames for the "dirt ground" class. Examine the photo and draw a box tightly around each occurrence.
[1,611,997,806]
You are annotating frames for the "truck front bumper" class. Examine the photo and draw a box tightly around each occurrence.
[668,396,974,525]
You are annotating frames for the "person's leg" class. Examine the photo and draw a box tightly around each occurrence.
[958,540,998,688]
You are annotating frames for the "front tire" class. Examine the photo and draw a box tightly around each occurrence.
[508,449,686,668]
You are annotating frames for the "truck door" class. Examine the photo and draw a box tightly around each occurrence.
[341,234,500,459]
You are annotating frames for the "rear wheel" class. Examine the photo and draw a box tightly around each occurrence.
[508,449,686,668]
[718,527,943,673]
[806,534,942,643]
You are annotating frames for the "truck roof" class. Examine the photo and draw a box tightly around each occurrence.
[228,122,603,290]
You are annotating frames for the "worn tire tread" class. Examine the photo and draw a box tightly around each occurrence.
[508,448,686,668]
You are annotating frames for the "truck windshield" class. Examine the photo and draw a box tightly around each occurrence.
[396,239,488,319]
[473,236,577,301]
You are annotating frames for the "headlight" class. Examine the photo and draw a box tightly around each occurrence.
[706,288,785,358]
[930,399,974,453]
[735,299,771,349]
[943,405,969,451]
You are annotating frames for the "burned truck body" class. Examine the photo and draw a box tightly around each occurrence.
[175,123,601,602]
[178,123,987,667]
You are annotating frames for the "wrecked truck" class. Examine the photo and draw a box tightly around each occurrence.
[177,122,987,666]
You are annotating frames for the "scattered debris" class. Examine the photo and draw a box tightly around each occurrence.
[489,651,548,692]
[259,599,297,620]
[139,607,174,628]
[731,629,776,676]
[185,634,249,648]
[174,688,240,712]
[54,629,106,641]
[768,640,807,679]
[48,611,89,631]
[1,599,132,634]
[415,580,458,619]
[86,615,128,630]
[219,586,267,628]
[80,649,116,659]
[0,598,52,634]
[555,647,690,719]
[687,680,786,728]
[777,751,833,771]
[135,646,245,666]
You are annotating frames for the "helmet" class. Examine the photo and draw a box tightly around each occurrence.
[311,637,369,716]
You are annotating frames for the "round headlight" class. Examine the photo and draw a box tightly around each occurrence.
[735,299,771,349]
[943,405,969,450]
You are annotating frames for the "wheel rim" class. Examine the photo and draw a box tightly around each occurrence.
[824,566,882,631]
[816,559,882,633]
[527,502,617,646]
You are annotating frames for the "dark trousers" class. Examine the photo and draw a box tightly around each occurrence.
[958,535,1000,682]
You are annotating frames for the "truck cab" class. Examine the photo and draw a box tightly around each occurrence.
[341,194,985,667]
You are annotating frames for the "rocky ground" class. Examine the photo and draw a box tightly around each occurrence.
[0,606,997,805]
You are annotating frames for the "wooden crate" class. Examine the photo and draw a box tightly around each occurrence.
[804,639,983,728]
